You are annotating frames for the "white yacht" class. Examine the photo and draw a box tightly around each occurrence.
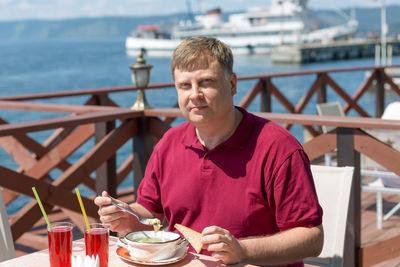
[125,0,358,57]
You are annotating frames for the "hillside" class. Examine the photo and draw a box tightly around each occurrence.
[0,5,399,41]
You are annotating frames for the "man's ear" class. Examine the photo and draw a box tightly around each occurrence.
[230,73,238,95]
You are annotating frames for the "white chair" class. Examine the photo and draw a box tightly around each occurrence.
[361,170,400,229]
[361,101,400,229]
[0,191,15,262]
[316,101,345,166]
[305,165,354,267]
[316,101,346,134]
[317,101,400,229]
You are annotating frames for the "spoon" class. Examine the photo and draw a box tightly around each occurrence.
[110,201,160,227]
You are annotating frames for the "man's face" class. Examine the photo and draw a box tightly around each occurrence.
[174,60,237,126]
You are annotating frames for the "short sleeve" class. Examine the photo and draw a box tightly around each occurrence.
[136,147,164,214]
[269,149,323,231]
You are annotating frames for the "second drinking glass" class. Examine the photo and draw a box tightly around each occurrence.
[84,223,110,267]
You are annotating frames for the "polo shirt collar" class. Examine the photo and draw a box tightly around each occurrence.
[181,106,255,151]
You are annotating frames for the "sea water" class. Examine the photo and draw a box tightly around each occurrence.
[1,38,399,214]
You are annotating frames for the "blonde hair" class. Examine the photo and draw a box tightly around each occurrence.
[170,36,233,77]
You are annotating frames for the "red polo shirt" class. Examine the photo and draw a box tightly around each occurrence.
[137,107,322,266]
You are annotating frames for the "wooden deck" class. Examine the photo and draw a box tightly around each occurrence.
[360,192,400,266]
[9,189,400,266]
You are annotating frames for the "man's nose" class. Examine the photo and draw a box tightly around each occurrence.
[189,84,203,99]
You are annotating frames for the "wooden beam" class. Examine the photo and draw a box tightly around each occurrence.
[254,112,400,130]
[148,117,170,141]
[325,75,370,117]
[260,78,271,112]
[53,119,138,189]
[8,119,138,240]
[384,72,400,96]
[238,79,264,109]
[302,132,337,161]
[0,109,141,137]
[284,73,323,130]
[0,124,96,205]
[25,124,95,179]
[116,154,134,189]
[0,100,121,114]
[336,127,361,267]
[353,129,400,176]
[294,73,323,115]
[144,108,182,118]
[162,102,179,125]
[0,166,96,214]
[343,71,377,114]
[270,80,295,113]
[133,118,153,197]
[0,136,37,171]
[360,234,400,266]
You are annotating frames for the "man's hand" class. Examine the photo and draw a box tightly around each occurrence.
[201,226,246,264]
[94,191,135,232]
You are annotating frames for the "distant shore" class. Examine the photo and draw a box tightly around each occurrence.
[0,5,399,41]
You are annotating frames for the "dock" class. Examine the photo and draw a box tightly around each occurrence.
[271,38,400,64]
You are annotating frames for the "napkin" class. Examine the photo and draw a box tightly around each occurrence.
[71,255,99,267]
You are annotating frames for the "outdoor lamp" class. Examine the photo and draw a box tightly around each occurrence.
[130,48,152,110]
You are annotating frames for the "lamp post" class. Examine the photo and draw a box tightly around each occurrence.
[130,48,152,110]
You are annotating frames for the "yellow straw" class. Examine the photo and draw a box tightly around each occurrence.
[75,188,91,233]
[31,187,52,231]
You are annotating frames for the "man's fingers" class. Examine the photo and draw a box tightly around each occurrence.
[99,210,124,222]
[212,251,229,259]
[206,241,228,252]
[202,225,229,236]
[95,191,124,208]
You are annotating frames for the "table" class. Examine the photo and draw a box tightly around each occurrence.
[0,236,254,267]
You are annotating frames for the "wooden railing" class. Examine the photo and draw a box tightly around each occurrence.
[1,64,400,266]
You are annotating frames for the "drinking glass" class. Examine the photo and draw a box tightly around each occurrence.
[84,223,110,267]
[47,222,73,267]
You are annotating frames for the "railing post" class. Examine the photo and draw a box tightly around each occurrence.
[94,94,117,197]
[336,127,361,267]
[260,78,271,112]
[375,68,385,118]
[133,117,153,198]
[317,73,327,104]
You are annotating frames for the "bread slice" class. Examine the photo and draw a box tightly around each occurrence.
[174,223,203,253]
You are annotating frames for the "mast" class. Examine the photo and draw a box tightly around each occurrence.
[186,0,194,22]
[380,0,387,66]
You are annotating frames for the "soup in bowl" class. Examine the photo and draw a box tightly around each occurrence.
[120,230,186,261]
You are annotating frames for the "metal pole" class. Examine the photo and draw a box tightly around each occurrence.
[381,0,387,66]
[375,44,380,66]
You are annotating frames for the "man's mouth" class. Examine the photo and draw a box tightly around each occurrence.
[190,105,207,111]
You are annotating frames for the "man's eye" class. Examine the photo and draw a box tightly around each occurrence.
[178,83,191,89]
[202,79,212,85]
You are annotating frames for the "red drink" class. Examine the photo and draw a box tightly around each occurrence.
[85,224,109,267]
[47,222,73,267]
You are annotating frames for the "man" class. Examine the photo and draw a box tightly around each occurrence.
[95,36,323,266]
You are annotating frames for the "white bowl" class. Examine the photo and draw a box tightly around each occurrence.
[120,231,184,261]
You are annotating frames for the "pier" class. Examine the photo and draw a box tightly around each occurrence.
[1,64,400,266]
[271,38,400,64]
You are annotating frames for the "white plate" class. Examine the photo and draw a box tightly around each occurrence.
[116,245,188,265]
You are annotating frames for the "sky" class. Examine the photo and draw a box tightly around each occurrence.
[0,0,397,21]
